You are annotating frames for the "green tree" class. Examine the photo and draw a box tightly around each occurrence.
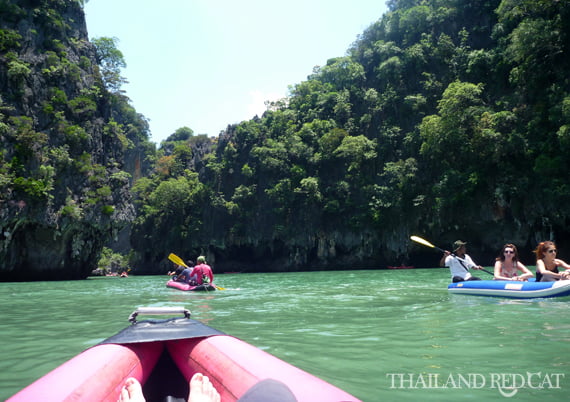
[97,247,130,275]
[334,135,377,173]
[92,36,127,93]
[166,127,194,142]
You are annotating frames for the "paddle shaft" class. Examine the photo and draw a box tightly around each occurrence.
[411,236,493,276]
[449,254,494,276]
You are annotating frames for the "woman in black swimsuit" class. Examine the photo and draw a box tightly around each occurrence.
[534,241,570,282]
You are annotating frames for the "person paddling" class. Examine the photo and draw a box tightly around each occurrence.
[439,240,484,283]
[175,260,195,283]
[189,256,214,285]
[168,263,185,280]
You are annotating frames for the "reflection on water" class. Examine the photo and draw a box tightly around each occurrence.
[1,269,570,401]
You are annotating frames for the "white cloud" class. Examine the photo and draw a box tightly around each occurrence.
[247,90,286,119]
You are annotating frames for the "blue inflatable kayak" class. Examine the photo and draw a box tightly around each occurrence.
[448,280,570,299]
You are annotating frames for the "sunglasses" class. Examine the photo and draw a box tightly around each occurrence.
[547,249,557,254]
[504,250,514,254]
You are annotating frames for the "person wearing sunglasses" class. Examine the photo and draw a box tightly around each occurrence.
[493,243,533,281]
[534,241,570,282]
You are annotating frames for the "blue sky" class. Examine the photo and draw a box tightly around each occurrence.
[84,0,388,145]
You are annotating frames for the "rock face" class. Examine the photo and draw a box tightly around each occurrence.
[0,0,142,280]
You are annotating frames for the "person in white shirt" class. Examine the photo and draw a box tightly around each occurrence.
[439,240,484,283]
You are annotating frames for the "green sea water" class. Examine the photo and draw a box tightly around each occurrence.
[1,269,569,401]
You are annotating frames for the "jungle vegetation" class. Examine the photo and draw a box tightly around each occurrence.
[129,0,570,272]
[2,0,570,277]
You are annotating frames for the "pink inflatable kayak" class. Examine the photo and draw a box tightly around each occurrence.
[166,279,216,291]
[8,307,360,402]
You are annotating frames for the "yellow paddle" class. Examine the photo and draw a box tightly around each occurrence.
[168,253,189,268]
[410,236,445,252]
[168,253,225,290]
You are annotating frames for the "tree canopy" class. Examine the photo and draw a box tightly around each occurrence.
[127,0,570,271]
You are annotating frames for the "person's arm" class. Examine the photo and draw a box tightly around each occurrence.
[555,259,570,279]
[464,254,483,270]
[207,266,214,283]
[555,259,570,270]
[493,261,509,280]
[440,251,450,267]
[536,260,566,280]
[515,262,533,281]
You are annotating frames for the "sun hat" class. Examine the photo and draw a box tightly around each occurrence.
[453,240,467,251]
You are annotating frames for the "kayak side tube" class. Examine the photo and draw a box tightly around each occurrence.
[8,342,163,402]
[166,280,216,291]
[448,280,570,298]
[167,335,360,402]
[8,334,360,402]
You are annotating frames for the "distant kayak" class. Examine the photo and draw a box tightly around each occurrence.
[387,265,414,270]
[166,280,216,291]
[448,279,570,299]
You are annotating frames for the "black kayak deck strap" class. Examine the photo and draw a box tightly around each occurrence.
[99,318,225,345]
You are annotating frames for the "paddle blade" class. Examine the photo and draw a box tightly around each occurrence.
[168,253,189,268]
[410,236,436,249]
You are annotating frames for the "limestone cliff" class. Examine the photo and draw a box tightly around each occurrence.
[0,0,148,280]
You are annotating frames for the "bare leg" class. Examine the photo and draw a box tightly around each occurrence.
[189,373,221,402]
[118,377,145,402]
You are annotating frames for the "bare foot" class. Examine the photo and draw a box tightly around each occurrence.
[189,373,221,402]
[118,377,145,402]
